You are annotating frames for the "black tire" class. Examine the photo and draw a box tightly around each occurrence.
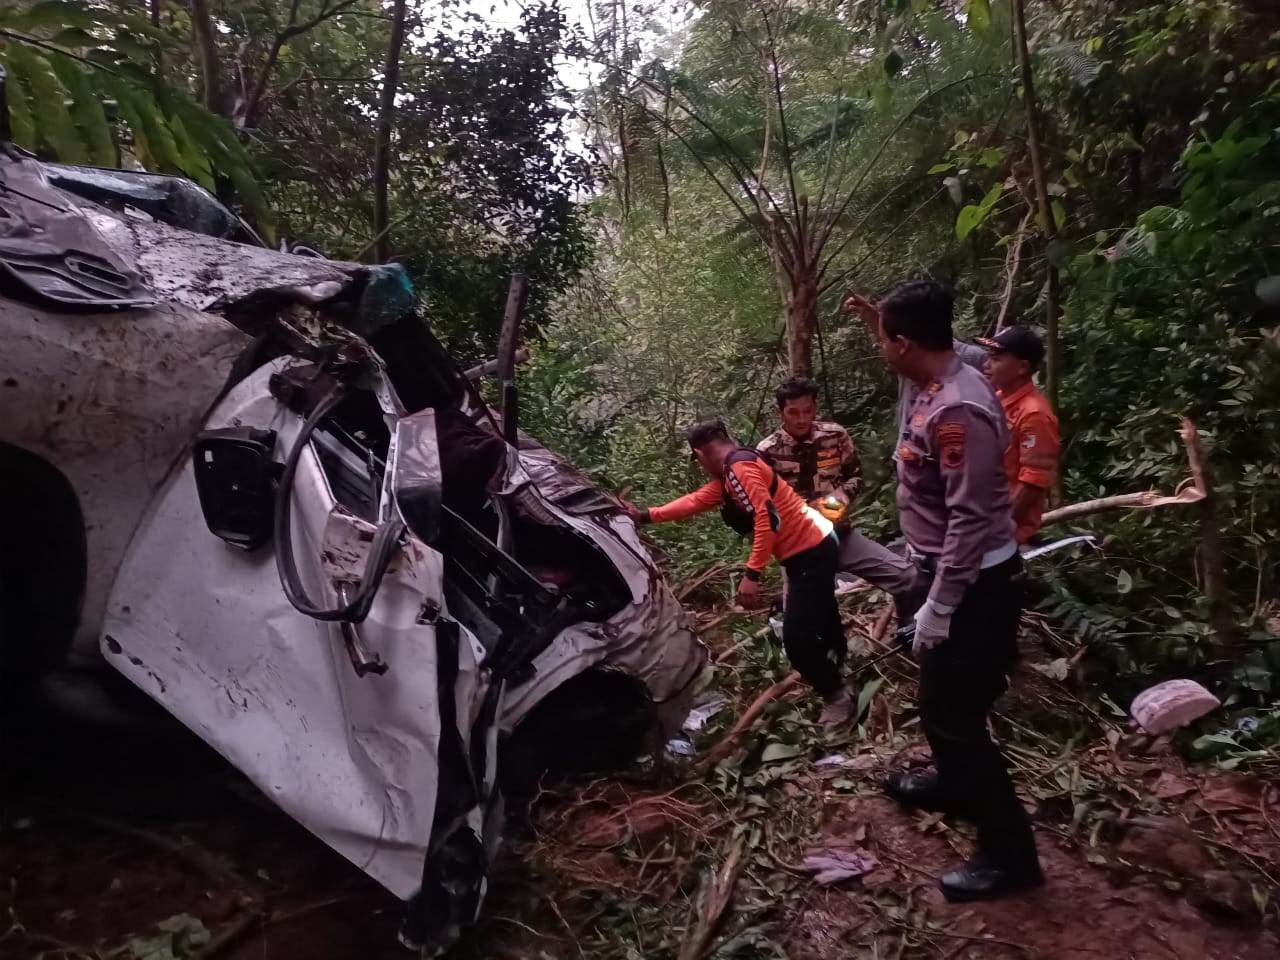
[498,669,655,811]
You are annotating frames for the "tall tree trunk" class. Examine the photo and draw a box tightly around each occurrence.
[1012,0,1060,410]
[786,271,817,378]
[373,0,409,263]
[188,0,224,115]
[785,208,817,378]
[1180,419,1236,656]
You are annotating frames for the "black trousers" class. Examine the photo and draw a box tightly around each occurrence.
[781,535,845,697]
[918,555,1038,868]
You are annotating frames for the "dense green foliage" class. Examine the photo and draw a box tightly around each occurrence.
[0,0,590,358]
[522,0,1280,739]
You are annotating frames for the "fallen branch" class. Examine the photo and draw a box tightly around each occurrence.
[1042,416,1216,528]
[676,837,747,960]
[695,672,802,772]
[464,346,530,381]
[678,562,730,601]
[1040,486,1204,526]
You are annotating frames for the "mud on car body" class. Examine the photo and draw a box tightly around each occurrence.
[0,140,706,950]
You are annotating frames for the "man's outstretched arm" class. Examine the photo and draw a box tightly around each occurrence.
[632,480,722,525]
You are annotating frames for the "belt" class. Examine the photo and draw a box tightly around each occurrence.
[908,540,1017,572]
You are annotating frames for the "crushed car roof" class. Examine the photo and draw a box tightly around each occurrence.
[0,147,413,330]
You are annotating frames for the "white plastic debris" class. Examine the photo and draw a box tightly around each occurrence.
[666,739,696,756]
[769,616,785,640]
[1130,679,1221,734]
[833,577,864,597]
[682,694,729,732]
[814,754,849,767]
[801,848,879,885]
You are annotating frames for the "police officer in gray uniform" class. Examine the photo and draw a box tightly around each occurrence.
[872,280,1042,902]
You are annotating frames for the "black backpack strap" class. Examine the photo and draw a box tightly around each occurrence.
[724,448,778,496]
[721,448,780,534]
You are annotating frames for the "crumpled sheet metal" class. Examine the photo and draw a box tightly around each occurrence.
[500,507,707,737]
[1,296,249,663]
[101,363,485,899]
[0,150,152,306]
[85,208,361,316]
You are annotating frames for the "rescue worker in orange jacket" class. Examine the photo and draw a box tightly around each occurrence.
[978,327,1061,544]
[623,420,856,726]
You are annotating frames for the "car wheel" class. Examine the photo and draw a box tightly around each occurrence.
[498,669,655,811]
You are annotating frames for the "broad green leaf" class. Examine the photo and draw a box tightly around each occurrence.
[1052,200,1067,230]
[2,55,38,149]
[980,182,1004,210]
[49,57,115,166]
[1190,733,1238,756]
[224,162,276,245]
[855,677,883,719]
[1116,569,1133,594]
[110,83,154,167]
[978,147,1004,168]
[965,0,992,32]
[927,162,955,174]
[955,203,986,240]
[115,84,180,171]
[7,44,86,163]
[165,110,215,190]
[761,742,804,763]
[174,98,277,241]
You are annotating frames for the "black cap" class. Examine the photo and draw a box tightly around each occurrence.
[977,326,1045,368]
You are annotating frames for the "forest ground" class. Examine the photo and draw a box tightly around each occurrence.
[3,583,1279,960]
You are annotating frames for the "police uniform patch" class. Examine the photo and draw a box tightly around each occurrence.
[937,421,965,468]
[928,382,942,394]
[898,445,915,462]
[913,412,925,426]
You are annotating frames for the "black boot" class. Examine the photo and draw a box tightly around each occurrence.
[939,851,1044,903]
[884,770,954,813]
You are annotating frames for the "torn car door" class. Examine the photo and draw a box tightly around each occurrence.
[100,357,495,908]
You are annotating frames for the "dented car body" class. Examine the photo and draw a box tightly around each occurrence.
[0,144,705,946]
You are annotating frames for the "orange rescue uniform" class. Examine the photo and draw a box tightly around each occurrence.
[997,381,1060,544]
[646,456,831,576]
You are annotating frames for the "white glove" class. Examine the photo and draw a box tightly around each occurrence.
[912,599,957,653]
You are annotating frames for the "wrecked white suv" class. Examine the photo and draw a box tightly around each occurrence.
[0,144,705,949]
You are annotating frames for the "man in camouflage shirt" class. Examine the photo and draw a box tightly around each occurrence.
[757,377,925,621]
